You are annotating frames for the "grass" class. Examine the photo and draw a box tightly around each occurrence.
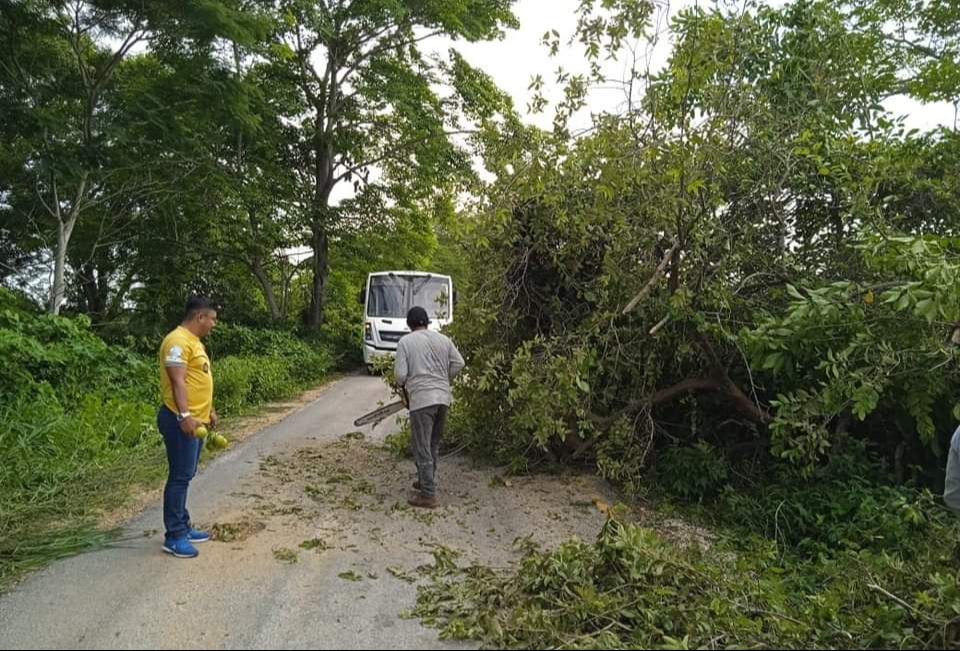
[0,441,166,590]
[0,378,334,593]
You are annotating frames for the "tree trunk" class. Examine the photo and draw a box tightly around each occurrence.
[306,132,336,331]
[47,174,87,315]
[250,256,282,321]
[107,267,136,321]
[49,219,73,315]
[76,261,109,322]
[308,224,329,330]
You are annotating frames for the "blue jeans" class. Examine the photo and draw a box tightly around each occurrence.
[158,406,202,541]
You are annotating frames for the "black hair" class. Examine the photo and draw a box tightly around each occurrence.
[184,295,216,320]
[406,306,430,330]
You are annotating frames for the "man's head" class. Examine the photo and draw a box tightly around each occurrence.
[406,306,430,331]
[183,295,218,337]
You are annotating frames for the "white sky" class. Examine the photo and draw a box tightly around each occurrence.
[437,0,956,133]
[295,0,955,261]
[11,1,955,297]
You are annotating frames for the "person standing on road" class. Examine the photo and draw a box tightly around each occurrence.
[394,306,465,509]
[157,296,219,558]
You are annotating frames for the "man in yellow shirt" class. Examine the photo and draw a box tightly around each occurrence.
[157,296,218,558]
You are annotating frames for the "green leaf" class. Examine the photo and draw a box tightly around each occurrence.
[763,352,785,371]
[915,298,938,322]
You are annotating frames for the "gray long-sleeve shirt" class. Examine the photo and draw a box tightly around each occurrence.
[394,329,465,413]
[945,425,960,513]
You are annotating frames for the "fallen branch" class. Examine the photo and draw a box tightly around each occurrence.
[622,240,680,315]
[588,367,770,430]
[588,377,724,429]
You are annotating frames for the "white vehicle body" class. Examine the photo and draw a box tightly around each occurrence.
[360,271,454,369]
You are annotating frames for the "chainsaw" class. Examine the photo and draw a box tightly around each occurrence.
[354,387,409,427]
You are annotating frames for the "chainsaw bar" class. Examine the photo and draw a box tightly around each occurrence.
[353,400,406,427]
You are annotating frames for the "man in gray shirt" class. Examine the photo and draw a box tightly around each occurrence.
[395,306,465,509]
[945,425,960,514]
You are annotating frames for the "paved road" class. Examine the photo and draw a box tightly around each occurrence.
[0,374,614,650]
[0,376,466,650]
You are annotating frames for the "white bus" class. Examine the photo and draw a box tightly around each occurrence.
[359,271,454,371]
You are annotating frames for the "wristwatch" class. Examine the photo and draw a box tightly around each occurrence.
[177,411,192,422]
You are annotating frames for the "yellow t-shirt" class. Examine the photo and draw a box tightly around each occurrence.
[159,326,214,423]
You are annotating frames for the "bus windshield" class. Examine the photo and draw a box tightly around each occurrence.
[367,275,451,320]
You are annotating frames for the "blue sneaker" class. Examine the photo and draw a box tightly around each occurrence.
[162,538,199,559]
[188,528,210,544]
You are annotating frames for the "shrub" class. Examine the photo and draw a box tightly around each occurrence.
[658,441,730,501]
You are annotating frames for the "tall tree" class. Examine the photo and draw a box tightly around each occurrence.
[265,0,518,330]
[0,0,261,314]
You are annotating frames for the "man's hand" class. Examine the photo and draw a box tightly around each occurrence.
[180,416,202,437]
[210,410,219,430]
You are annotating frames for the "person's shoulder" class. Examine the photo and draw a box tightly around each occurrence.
[426,329,450,342]
[161,327,195,353]
[161,328,193,366]
[160,327,181,347]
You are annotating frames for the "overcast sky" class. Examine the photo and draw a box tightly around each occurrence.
[436,0,956,133]
[290,0,956,259]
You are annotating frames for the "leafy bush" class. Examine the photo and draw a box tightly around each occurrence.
[212,351,331,416]
[657,441,730,501]
[383,420,413,459]
[0,384,163,588]
[0,308,155,404]
[207,322,326,363]
[413,518,960,650]
[208,323,333,398]
[287,347,334,384]
[0,389,156,502]
[717,451,933,557]
[249,355,297,401]
[213,356,257,414]
[318,269,365,367]
[0,298,334,588]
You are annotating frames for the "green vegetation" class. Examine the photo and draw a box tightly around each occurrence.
[418,1,960,648]
[0,290,332,589]
[414,512,960,649]
[3,0,960,646]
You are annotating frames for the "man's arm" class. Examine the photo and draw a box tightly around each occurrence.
[448,339,465,380]
[394,340,409,387]
[166,366,201,436]
[945,427,960,513]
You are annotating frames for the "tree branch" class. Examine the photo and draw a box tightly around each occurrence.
[332,129,476,184]
[622,240,679,314]
[340,27,445,83]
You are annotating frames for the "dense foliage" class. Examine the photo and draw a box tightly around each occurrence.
[448,0,960,489]
[0,289,331,587]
